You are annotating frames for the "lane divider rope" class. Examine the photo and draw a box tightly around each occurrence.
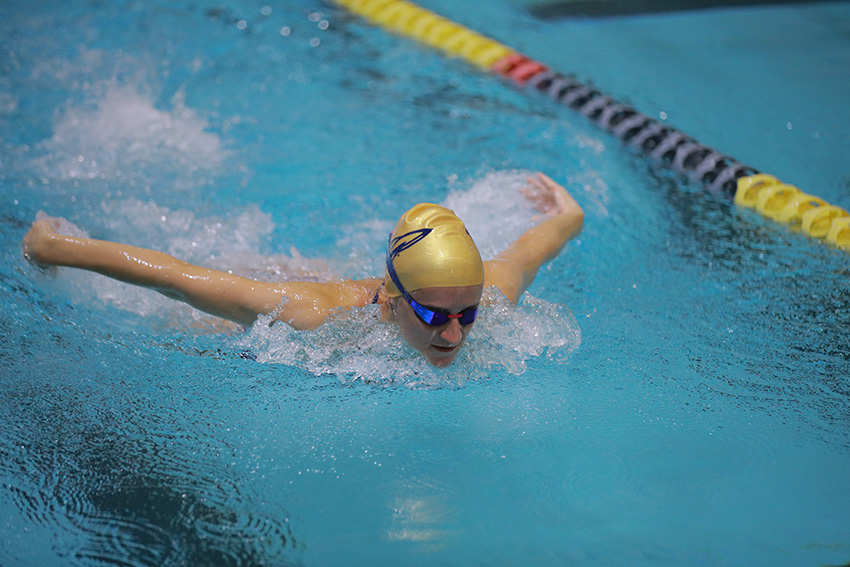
[734,174,850,248]
[330,0,848,252]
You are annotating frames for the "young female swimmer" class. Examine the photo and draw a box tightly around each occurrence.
[22,173,583,367]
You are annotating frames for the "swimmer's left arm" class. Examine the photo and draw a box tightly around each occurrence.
[484,173,583,303]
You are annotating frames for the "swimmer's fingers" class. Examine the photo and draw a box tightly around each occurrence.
[522,173,560,217]
[534,173,575,217]
[33,215,62,233]
[520,176,547,204]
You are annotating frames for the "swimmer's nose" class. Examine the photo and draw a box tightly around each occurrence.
[440,318,463,344]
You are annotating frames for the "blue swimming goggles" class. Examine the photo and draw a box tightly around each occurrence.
[386,234,478,327]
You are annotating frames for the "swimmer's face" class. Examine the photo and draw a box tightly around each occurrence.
[389,284,484,368]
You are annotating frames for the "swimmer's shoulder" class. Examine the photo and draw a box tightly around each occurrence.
[328,278,385,308]
[269,278,384,330]
[482,259,522,303]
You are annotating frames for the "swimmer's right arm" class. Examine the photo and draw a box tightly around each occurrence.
[23,217,378,330]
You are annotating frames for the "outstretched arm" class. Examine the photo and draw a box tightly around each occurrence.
[22,217,379,330]
[483,173,584,302]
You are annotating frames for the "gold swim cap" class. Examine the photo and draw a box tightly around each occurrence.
[385,203,484,297]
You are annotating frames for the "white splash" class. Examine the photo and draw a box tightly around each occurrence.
[442,170,539,260]
[235,288,580,386]
[40,84,226,189]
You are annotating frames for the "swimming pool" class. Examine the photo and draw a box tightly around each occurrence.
[2,0,849,565]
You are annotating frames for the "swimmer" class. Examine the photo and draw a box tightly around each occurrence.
[22,173,583,367]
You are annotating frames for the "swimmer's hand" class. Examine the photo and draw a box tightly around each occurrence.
[521,172,580,220]
[22,215,62,269]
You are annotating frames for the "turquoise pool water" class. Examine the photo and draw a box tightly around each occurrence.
[1,1,849,565]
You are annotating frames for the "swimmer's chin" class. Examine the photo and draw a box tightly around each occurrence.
[423,345,461,368]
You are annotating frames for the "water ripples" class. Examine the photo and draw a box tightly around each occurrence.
[0,333,300,566]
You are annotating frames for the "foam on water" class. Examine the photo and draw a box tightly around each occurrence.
[442,170,539,260]
[37,83,227,192]
[237,287,580,386]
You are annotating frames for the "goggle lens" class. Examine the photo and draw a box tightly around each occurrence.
[411,301,478,327]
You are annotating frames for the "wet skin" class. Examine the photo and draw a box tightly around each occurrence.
[388,284,484,368]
